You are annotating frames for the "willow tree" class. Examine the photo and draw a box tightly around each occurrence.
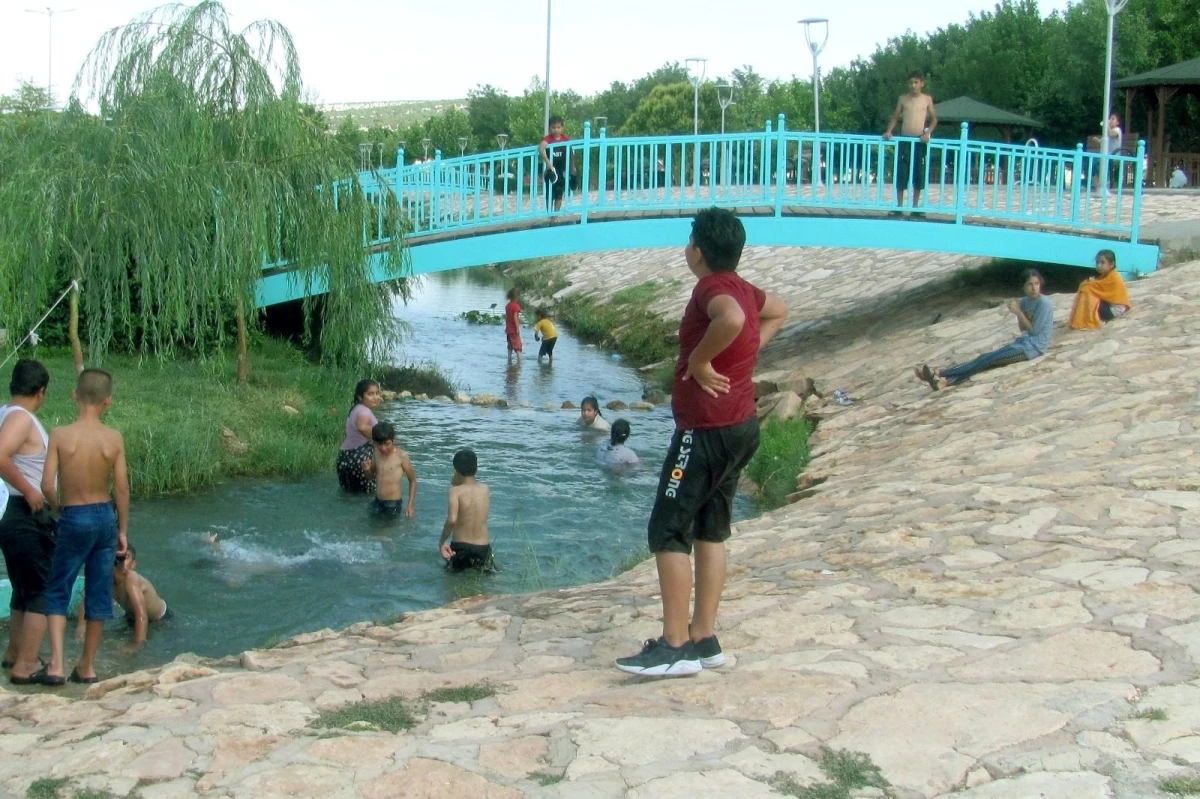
[0,1,409,381]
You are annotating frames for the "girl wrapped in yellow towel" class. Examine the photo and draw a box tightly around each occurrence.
[1069,250,1130,330]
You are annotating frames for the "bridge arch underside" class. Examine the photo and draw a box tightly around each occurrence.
[255,217,1160,308]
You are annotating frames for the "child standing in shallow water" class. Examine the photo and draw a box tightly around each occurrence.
[439,450,493,571]
[505,289,523,364]
[39,369,129,685]
[533,308,558,364]
[365,422,417,520]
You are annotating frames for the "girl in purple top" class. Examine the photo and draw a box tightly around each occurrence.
[337,379,382,493]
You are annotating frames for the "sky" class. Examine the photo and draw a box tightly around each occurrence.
[1,0,1076,105]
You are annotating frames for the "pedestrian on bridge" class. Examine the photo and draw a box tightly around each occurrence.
[883,71,937,215]
[539,116,572,212]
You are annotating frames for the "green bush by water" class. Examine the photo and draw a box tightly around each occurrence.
[24,339,420,497]
[746,417,814,509]
[377,362,458,397]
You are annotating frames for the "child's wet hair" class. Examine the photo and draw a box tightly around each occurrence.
[115,545,136,566]
[352,379,379,410]
[371,421,395,444]
[690,208,746,272]
[507,287,519,301]
[611,419,631,445]
[9,359,49,397]
[581,395,602,415]
[453,449,478,477]
[76,368,113,404]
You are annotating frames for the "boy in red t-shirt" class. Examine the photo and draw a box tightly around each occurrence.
[538,115,571,212]
[616,208,788,678]
[504,288,523,363]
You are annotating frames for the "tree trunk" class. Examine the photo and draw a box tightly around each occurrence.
[236,295,249,386]
[68,281,84,375]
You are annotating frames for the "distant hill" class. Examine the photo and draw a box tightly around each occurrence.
[320,99,466,131]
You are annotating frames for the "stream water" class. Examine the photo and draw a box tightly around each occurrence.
[2,269,753,676]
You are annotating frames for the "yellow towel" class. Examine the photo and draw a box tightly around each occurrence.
[1069,270,1131,330]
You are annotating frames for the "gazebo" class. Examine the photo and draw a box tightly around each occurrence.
[932,96,1041,142]
[1115,56,1200,186]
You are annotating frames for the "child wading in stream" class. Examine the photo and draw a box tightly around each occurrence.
[616,208,789,678]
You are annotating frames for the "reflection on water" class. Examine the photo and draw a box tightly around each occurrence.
[2,269,755,677]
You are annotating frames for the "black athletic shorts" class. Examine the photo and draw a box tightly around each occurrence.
[895,141,927,190]
[539,337,558,357]
[370,498,402,519]
[543,170,567,201]
[0,496,57,613]
[647,418,760,555]
[447,542,495,572]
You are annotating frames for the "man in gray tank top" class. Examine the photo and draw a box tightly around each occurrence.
[0,359,56,683]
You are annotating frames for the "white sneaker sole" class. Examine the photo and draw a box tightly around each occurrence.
[615,658,702,677]
[699,653,726,668]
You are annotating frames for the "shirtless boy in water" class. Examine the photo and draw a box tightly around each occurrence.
[365,422,417,520]
[78,546,168,648]
[439,449,493,571]
[38,369,128,684]
[883,71,937,212]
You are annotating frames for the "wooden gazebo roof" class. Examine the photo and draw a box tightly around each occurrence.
[1114,56,1200,184]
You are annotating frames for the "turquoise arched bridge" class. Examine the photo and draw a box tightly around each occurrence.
[256,117,1157,308]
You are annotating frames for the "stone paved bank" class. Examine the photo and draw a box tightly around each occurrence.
[3,194,1200,799]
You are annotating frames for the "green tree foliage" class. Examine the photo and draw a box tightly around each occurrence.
[372,3,1198,153]
[467,84,511,150]
[0,1,410,375]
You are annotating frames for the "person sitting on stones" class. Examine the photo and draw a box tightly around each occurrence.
[915,269,1054,391]
[1068,249,1130,330]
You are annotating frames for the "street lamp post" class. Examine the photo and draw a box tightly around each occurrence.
[1100,0,1128,157]
[457,137,468,158]
[685,57,707,136]
[717,84,735,134]
[25,6,74,106]
[593,116,607,133]
[496,133,509,195]
[421,137,432,161]
[798,18,829,135]
[543,0,552,135]
[358,142,372,172]
[376,142,384,170]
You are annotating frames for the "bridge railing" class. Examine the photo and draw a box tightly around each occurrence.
[355,116,1145,252]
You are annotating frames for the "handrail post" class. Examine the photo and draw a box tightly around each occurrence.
[433,149,442,227]
[1130,139,1145,243]
[581,121,592,224]
[1069,144,1083,226]
[775,114,787,217]
[954,122,969,225]
[764,119,773,197]
[597,127,608,209]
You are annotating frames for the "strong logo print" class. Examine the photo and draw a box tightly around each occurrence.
[664,431,694,498]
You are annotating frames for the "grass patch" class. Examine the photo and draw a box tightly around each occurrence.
[1163,776,1200,796]
[770,747,890,799]
[377,362,457,397]
[614,547,652,575]
[745,416,814,509]
[26,338,373,497]
[1133,707,1169,721]
[312,696,416,734]
[423,682,496,704]
[503,258,572,297]
[70,790,121,799]
[26,779,69,799]
[531,772,564,786]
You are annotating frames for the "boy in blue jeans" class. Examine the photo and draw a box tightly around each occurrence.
[37,369,129,685]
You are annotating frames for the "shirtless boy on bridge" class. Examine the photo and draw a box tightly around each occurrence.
[884,71,938,213]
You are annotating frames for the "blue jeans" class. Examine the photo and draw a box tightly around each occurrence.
[940,343,1028,386]
[43,503,117,620]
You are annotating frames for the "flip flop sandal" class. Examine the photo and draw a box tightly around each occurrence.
[6,658,46,684]
[920,364,940,391]
[69,668,99,684]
